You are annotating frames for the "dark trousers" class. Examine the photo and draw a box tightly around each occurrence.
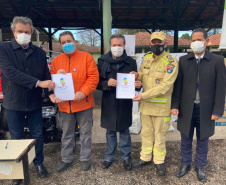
[105,128,132,162]
[5,108,44,166]
[181,106,209,168]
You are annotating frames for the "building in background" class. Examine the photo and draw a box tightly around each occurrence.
[135,32,191,53]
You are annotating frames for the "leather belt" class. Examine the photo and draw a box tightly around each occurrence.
[194,103,200,108]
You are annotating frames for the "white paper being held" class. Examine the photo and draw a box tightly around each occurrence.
[51,73,75,101]
[116,73,135,99]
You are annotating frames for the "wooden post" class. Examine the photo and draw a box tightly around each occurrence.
[48,26,52,57]
[174,0,179,52]
[102,0,112,53]
[101,3,104,55]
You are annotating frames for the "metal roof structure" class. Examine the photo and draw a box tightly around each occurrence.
[0,0,224,30]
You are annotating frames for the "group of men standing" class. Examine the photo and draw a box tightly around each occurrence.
[0,16,225,185]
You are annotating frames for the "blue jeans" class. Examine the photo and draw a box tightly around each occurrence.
[5,108,44,166]
[181,106,209,168]
[105,128,132,162]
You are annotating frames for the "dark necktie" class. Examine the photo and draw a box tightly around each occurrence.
[195,58,200,102]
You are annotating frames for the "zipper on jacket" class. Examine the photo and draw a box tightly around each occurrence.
[68,55,72,113]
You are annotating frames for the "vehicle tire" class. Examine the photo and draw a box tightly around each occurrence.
[1,106,9,131]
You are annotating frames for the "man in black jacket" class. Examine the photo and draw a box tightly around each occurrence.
[171,28,226,182]
[97,34,141,170]
[0,16,55,185]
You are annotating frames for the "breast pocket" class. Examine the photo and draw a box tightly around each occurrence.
[153,72,165,86]
[142,69,150,81]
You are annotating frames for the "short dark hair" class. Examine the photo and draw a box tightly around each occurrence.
[59,31,75,43]
[110,34,126,45]
[191,28,207,39]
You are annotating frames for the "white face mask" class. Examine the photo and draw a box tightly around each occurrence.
[16,33,31,46]
[190,41,206,54]
[111,46,124,57]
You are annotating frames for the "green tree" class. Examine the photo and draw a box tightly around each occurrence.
[180,33,191,40]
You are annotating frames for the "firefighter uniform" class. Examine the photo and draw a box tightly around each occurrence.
[137,50,178,164]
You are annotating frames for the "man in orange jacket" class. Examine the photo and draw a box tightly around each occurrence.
[50,31,99,172]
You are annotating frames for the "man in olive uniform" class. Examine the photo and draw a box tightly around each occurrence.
[131,32,178,176]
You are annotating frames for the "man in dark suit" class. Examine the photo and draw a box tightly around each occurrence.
[171,28,226,182]
[97,34,141,170]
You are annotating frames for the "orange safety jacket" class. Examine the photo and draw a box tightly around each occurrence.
[50,49,99,113]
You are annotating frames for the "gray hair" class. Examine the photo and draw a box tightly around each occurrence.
[10,16,35,33]
[110,34,126,45]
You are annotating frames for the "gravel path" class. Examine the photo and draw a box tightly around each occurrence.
[1,139,226,185]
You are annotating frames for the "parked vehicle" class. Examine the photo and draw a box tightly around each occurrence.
[0,71,79,143]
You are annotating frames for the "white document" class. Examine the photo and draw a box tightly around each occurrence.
[51,73,75,101]
[116,73,135,99]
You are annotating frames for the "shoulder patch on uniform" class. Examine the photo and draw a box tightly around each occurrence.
[167,64,174,73]
[167,55,174,62]
[144,52,153,58]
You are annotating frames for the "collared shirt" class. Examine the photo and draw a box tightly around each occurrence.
[194,51,205,62]
[21,44,30,50]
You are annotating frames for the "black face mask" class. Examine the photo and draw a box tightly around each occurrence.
[150,44,165,55]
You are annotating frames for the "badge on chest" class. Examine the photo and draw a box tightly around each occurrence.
[144,60,150,69]
[156,63,164,73]
[155,79,160,84]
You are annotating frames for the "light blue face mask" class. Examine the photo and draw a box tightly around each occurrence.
[62,43,75,54]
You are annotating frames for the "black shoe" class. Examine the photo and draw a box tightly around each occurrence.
[176,164,191,177]
[102,161,112,169]
[36,164,48,178]
[57,161,73,172]
[81,160,91,171]
[195,166,207,182]
[133,159,151,168]
[12,179,22,185]
[156,163,166,176]
[123,158,132,170]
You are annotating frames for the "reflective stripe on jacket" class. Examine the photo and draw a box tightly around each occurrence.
[137,51,178,116]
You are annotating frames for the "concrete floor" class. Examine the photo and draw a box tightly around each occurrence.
[92,90,226,143]
[3,90,226,143]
